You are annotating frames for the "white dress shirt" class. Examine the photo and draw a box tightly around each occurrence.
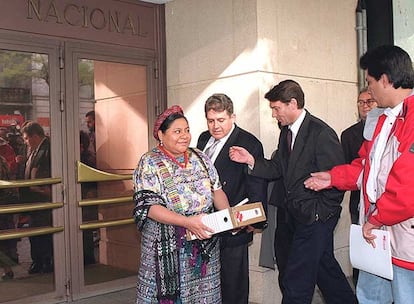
[204,124,235,163]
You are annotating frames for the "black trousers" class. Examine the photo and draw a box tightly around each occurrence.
[30,234,53,263]
[29,209,53,264]
[274,207,293,294]
[220,241,249,304]
[282,215,356,304]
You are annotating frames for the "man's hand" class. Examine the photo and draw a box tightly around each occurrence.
[229,146,255,167]
[303,172,332,191]
[362,221,380,248]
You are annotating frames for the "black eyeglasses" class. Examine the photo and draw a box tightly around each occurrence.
[357,99,376,106]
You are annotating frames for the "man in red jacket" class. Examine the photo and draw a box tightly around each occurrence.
[304,45,414,304]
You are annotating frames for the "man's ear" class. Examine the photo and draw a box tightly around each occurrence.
[290,98,298,108]
[380,74,391,88]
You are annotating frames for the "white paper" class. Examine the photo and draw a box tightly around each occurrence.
[234,198,249,207]
[201,209,234,233]
[187,209,233,240]
[349,224,393,280]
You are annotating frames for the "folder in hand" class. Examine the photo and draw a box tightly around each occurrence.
[349,224,393,280]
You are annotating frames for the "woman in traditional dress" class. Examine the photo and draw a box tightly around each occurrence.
[133,105,229,304]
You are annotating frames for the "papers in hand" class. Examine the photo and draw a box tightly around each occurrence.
[349,224,393,280]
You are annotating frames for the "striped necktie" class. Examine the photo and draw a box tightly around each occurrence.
[205,139,220,159]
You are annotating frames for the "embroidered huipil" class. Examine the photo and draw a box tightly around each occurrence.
[133,147,222,304]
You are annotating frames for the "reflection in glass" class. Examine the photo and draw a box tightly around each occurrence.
[0,50,54,301]
[78,59,143,285]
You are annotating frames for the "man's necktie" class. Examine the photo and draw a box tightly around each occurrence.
[205,139,220,159]
[286,128,292,154]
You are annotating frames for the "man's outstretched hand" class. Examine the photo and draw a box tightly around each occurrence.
[229,146,255,167]
[304,172,332,191]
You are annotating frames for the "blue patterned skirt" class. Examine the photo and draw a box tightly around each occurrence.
[136,220,221,304]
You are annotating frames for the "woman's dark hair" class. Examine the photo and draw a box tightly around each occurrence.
[158,113,188,134]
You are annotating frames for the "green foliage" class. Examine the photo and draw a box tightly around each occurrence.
[0,51,49,87]
[78,59,94,86]
[0,51,94,89]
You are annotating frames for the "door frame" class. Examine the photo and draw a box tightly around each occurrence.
[0,30,67,303]
[63,40,159,300]
[0,29,162,302]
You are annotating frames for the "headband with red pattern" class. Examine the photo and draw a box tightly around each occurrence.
[153,105,184,141]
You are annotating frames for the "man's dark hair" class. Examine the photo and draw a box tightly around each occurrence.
[204,93,234,116]
[265,80,305,109]
[360,45,414,89]
[85,110,95,119]
[21,121,45,137]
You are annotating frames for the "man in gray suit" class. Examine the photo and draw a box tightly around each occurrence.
[230,80,356,304]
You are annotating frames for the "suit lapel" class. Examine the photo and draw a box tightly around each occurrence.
[214,125,239,167]
[198,133,209,151]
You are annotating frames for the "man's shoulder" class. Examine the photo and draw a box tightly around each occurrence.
[199,130,210,136]
[406,93,414,102]
[42,136,51,146]
[341,121,362,137]
[396,95,414,125]
[198,130,210,140]
[305,113,340,142]
[233,125,262,145]
[38,137,51,155]
[307,112,332,130]
[405,94,414,112]
[197,131,211,148]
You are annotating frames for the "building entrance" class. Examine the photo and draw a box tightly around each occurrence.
[0,34,155,303]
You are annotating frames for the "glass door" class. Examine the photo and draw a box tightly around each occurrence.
[0,37,66,303]
[0,37,156,303]
[65,42,154,300]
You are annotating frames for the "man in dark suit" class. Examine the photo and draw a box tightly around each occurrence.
[229,80,356,304]
[341,88,377,225]
[340,88,376,286]
[20,121,53,274]
[197,93,267,304]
